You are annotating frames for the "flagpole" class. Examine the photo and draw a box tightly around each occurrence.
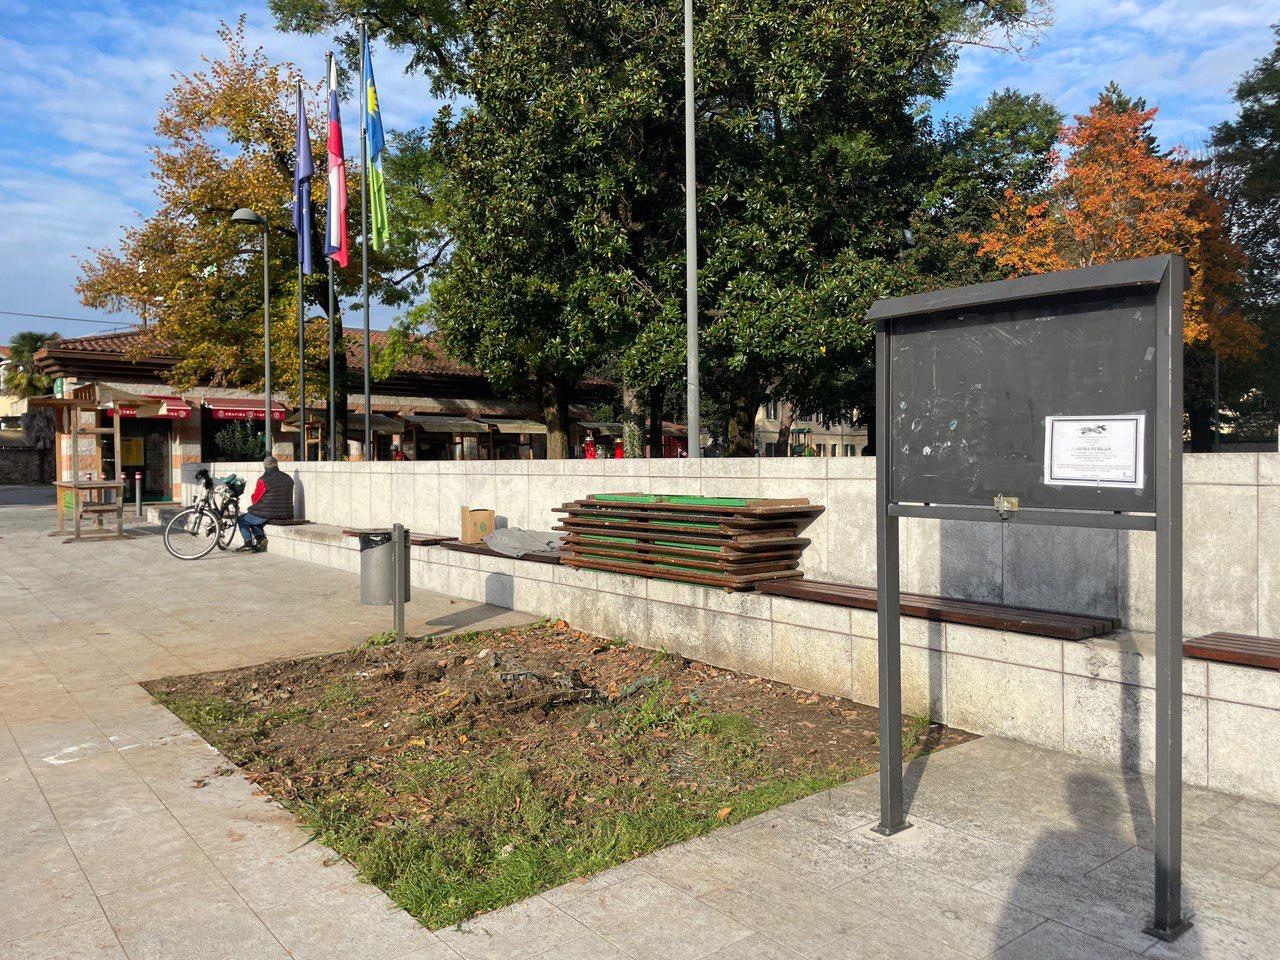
[298,264,306,461]
[327,258,336,460]
[360,17,372,461]
[326,52,337,462]
[295,81,308,463]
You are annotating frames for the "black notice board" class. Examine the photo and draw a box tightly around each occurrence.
[874,259,1168,514]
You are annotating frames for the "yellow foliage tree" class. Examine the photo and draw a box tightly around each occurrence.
[77,19,335,398]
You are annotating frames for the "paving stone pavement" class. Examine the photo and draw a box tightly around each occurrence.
[3,494,1280,959]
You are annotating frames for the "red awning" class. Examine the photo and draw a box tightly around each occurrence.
[118,394,192,420]
[205,398,288,421]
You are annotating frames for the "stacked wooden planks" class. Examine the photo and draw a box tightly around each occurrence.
[555,494,823,590]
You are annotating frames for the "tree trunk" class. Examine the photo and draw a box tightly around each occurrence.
[331,341,349,461]
[1184,346,1215,452]
[621,379,645,458]
[725,393,760,457]
[1186,398,1214,452]
[321,290,349,460]
[774,403,793,457]
[647,386,664,458]
[541,379,571,459]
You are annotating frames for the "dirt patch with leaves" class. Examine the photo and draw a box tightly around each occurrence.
[146,619,974,928]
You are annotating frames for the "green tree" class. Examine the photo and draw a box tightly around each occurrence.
[418,0,689,457]
[276,0,1046,456]
[3,330,61,397]
[213,421,267,461]
[1211,23,1280,442]
[904,89,1062,288]
[1096,80,1159,151]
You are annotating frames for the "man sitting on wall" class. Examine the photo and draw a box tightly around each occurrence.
[234,455,294,553]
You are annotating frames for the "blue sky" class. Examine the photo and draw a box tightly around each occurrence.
[0,0,1276,343]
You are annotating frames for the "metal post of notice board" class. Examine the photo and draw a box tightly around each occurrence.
[869,255,1188,940]
[873,318,907,836]
[1151,258,1187,939]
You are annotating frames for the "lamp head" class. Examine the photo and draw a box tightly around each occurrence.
[230,208,267,230]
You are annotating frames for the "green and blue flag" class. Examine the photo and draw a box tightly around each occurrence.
[363,44,388,251]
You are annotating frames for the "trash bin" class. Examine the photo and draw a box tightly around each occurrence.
[358,529,411,605]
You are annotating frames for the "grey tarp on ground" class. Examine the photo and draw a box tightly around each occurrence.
[482,528,561,558]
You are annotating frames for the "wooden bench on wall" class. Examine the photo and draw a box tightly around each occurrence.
[758,578,1118,642]
[429,541,1119,641]
[1184,632,1280,672]
[329,528,1280,664]
[440,539,561,565]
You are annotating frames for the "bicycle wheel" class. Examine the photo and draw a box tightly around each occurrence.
[215,500,240,550]
[164,507,220,560]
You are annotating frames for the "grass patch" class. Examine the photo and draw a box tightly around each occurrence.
[149,620,971,928]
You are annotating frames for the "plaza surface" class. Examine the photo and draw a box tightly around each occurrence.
[1,492,1279,960]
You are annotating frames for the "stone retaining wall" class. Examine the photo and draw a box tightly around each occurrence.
[186,454,1280,802]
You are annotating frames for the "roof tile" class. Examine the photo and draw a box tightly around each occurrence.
[43,327,482,378]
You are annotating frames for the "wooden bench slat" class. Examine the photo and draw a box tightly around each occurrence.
[439,540,561,564]
[1194,632,1272,647]
[1185,632,1280,671]
[757,578,1113,641]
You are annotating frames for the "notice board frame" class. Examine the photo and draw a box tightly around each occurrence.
[868,254,1188,940]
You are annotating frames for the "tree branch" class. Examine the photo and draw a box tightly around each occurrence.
[390,240,453,287]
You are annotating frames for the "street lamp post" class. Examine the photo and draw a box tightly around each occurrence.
[683,0,700,458]
[231,208,273,455]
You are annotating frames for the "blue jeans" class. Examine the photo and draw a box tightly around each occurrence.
[236,512,267,544]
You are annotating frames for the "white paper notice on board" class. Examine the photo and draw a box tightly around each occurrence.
[1043,415,1145,489]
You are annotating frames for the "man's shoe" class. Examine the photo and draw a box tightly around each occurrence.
[233,541,257,553]
[252,537,269,553]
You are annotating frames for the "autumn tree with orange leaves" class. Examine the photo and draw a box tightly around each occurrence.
[976,87,1260,446]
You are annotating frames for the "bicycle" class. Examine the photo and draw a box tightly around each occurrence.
[163,469,246,561]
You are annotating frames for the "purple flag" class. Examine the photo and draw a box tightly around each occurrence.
[292,82,315,274]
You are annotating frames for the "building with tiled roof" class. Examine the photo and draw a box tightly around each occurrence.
[33,327,492,390]
[31,326,617,502]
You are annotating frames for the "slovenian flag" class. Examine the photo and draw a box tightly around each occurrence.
[324,57,348,267]
[292,82,315,274]
[363,43,389,251]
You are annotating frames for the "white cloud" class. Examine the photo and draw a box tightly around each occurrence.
[942,0,1276,149]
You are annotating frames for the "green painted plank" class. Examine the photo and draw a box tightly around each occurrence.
[591,493,754,507]
[579,532,719,553]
